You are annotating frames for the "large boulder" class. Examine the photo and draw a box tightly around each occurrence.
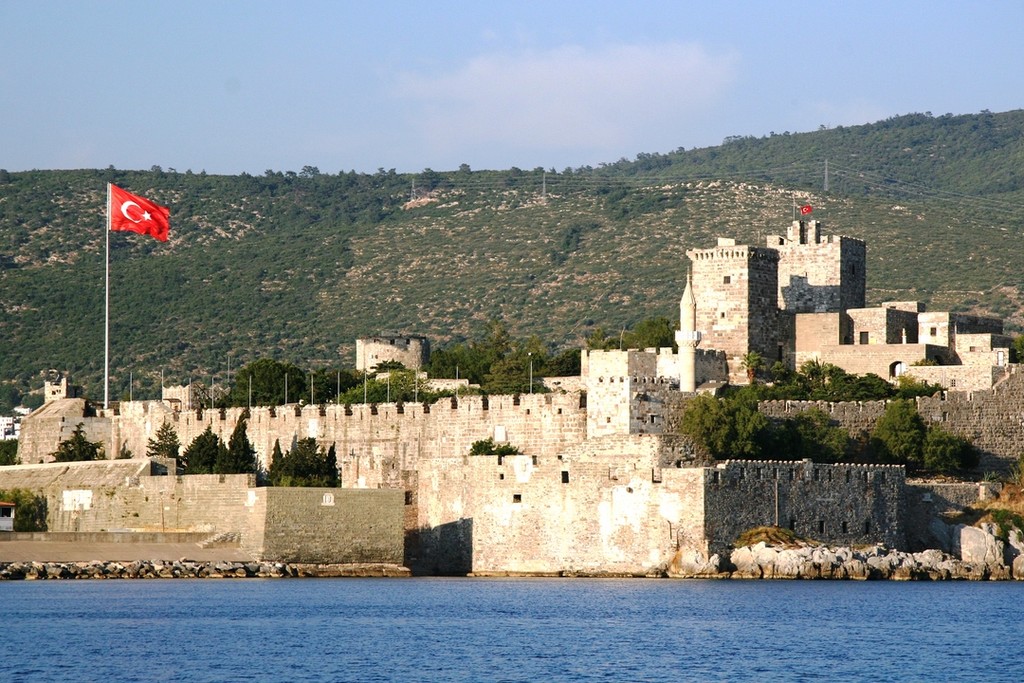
[954,524,1005,566]
[668,549,725,578]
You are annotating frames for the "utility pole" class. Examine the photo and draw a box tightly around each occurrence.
[528,353,533,394]
[824,159,829,193]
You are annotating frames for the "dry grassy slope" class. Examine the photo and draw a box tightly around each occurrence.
[2,174,1022,401]
[318,180,1023,351]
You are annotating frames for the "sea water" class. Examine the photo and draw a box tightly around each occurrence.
[1,578,1020,682]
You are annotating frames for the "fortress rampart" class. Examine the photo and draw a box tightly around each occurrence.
[759,368,1024,473]
[702,460,905,554]
[19,392,588,471]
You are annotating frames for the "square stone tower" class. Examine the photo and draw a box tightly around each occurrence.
[687,239,780,379]
[768,220,866,314]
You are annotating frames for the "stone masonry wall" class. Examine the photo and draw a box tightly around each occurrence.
[413,447,706,576]
[50,473,258,534]
[702,460,906,555]
[21,392,588,477]
[774,231,866,314]
[687,243,780,375]
[252,488,404,564]
[761,368,1024,474]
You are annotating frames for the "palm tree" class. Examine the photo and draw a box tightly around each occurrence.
[741,351,765,384]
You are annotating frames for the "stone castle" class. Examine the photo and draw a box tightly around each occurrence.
[7,219,1020,574]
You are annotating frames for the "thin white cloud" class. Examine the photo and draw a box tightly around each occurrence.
[393,43,738,162]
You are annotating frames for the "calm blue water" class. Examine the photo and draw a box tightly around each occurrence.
[0,578,1019,682]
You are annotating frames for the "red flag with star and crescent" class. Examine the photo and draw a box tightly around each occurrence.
[108,183,170,242]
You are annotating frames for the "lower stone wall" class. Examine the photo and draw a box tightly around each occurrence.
[0,461,405,565]
[413,448,706,576]
[251,488,404,565]
[702,460,906,555]
[903,481,998,551]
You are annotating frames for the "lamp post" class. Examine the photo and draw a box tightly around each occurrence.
[528,352,533,395]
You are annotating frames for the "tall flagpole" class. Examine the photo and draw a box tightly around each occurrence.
[104,183,111,410]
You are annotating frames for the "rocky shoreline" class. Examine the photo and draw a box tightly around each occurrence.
[0,560,410,580]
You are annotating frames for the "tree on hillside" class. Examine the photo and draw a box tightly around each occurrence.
[147,422,181,462]
[215,415,259,475]
[182,425,224,474]
[52,423,104,462]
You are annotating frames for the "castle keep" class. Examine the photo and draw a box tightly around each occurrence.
[10,218,1018,574]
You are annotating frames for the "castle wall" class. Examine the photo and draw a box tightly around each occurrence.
[687,241,780,378]
[584,350,658,438]
[847,306,920,345]
[0,460,404,564]
[702,460,906,555]
[903,481,998,551]
[758,400,889,438]
[249,488,404,564]
[761,369,1024,473]
[412,443,707,576]
[356,336,429,371]
[904,364,1009,393]
[769,222,866,314]
[814,343,945,378]
[16,399,113,464]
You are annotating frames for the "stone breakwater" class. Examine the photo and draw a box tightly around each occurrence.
[0,561,410,581]
[671,542,1024,580]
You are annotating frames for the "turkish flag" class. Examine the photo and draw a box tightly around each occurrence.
[108,183,170,242]
[800,204,813,215]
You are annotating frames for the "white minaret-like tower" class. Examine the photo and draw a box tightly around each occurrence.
[675,271,701,392]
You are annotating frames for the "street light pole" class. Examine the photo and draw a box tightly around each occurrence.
[529,352,533,395]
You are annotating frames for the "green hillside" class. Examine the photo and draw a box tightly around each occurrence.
[2,110,1024,404]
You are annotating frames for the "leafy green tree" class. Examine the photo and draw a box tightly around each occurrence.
[229,358,307,406]
[268,437,338,487]
[1012,336,1024,364]
[147,422,181,462]
[182,425,224,474]
[543,348,581,377]
[895,374,945,399]
[0,440,19,466]
[52,422,103,462]
[0,488,47,531]
[922,427,977,472]
[774,408,850,463]
[871,400,926,465]
[215,415,259,474]
[469,438,521,455]
[679,393,771,460]
[622,316,675,350]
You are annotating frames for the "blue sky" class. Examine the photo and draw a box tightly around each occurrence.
[2,1,1022,175]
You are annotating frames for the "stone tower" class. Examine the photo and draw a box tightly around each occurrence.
[675,271,701,392]
[686,238,779,382]
[767,220,866,314]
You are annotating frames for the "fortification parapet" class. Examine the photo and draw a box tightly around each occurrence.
[702,459,905,554]
[760,370,1024,473]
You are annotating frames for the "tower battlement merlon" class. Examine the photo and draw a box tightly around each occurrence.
[769,220,867,314]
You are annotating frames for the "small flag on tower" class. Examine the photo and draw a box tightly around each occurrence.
[800,204,813,215]
[108,183,170,241]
